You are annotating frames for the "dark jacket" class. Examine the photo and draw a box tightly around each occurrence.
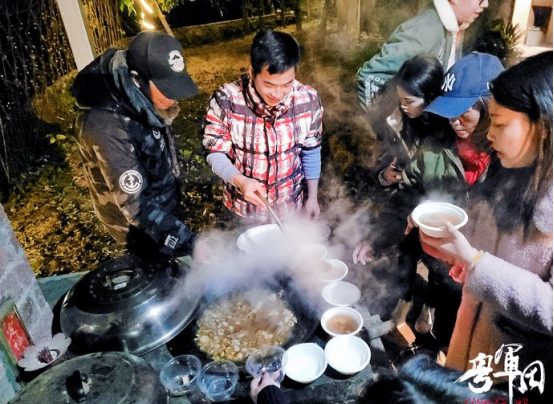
[258,385,290,404]
[370,135,500,254]
[71,48,196,257]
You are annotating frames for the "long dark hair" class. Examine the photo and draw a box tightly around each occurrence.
[395,55,445,149]
[469,95,493,153]
[489,51,553,230]
[396,55,444,105]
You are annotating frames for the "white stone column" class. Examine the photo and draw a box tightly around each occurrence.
[0,363,16,404]
[0,203,54,401]
[56,0,96,70]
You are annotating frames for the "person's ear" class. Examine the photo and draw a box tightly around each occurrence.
[249,65,255,80]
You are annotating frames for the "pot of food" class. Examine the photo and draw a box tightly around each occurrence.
[9,351,167,404]
[167,275,319,370]
[60,254,200,356]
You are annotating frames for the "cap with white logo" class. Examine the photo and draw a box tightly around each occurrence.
[127,31,198,100]
[424,52,504,118]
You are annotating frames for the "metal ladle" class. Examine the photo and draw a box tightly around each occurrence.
[255,191,299,252]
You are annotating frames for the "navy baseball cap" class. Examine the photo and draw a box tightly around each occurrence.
[425,52,504,118]
[127,31,198,100]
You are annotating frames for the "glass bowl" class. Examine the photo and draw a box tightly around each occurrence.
[197,360,239,402]
[245,346,287,383]
[159,354,201,396]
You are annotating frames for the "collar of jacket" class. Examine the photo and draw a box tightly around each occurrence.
[434,0,463,33]
[110,50,166,129]
[444,146,467,181]
[241,73,294,120]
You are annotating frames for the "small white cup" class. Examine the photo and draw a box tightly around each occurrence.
[283,343,327,383]
[325,335,371,375]
[320,306,363,338]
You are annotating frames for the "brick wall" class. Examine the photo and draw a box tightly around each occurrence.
[0,203,53,403]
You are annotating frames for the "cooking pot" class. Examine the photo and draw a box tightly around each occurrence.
[167,274,319,371]
[60,254,200,355]
[9,351,167,404]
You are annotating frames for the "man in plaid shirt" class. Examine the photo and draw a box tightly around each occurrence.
[203,29,324,223]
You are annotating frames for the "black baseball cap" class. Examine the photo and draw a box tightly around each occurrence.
[127,31,198,100]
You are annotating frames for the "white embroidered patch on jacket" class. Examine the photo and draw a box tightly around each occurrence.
[119,170,143,194]
[164,235,179,249]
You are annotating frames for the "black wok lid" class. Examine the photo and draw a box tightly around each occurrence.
[60,255,200,355]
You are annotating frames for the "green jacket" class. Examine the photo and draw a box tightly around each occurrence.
[356,2,462,109]
[371,138,498,253]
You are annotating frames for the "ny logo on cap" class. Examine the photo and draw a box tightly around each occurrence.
[442,73,456,93]
[168,50,185,73]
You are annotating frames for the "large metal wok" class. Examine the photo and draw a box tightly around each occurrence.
[166,274,319,370]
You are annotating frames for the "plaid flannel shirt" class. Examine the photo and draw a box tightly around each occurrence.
[203,75,323,222]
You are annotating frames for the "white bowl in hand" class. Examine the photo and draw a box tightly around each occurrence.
[325,335,371,375]
[412,201,468,238]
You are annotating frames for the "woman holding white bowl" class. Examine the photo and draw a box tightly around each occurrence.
[354,53,504,343]
[418,51,552,399]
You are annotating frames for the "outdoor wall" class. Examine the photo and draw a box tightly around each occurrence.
[0,364,16,404]
[0,203,53,403]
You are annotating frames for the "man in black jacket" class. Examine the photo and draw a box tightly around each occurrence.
[72,31,208,261]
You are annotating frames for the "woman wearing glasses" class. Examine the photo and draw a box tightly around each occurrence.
[419,51,553,401]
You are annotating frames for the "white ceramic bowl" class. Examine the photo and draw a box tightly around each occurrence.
[299,243,328,260]
[288,223,331,241]
[321,281,361,306]
[311,223,331,240]
[283,343,327,383]
[412,201,468,238]
[315,259,348,283]
[320,307,363,338]
[237,224,290,258]
[324,336,371,375]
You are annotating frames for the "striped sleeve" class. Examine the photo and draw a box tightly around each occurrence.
[203,89,232,154]
[303,89,323,150]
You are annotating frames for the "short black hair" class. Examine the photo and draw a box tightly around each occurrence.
[250,29,301,75]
